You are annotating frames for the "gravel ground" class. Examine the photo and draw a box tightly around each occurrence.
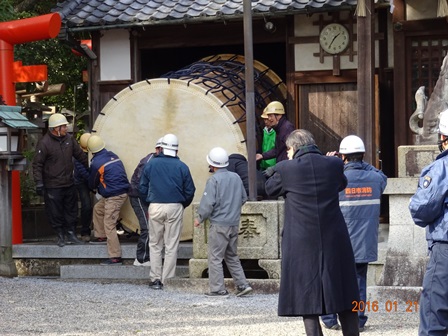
[0,277,419,335]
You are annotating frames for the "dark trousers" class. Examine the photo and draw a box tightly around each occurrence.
[321,263,368,328]
[75,182,92,236]
[130,196,150,263]
[419,242,448,336]
[304,310,359,336]
[44,186,78,234]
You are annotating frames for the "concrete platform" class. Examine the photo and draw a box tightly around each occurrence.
[60,264,189,280]
[12,241,193,259]
[11,239,193,277]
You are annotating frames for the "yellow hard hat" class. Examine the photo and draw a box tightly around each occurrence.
[264,101,285,115]
[79,133,91,152]
[261,107,268,119]
[87,135,105,154]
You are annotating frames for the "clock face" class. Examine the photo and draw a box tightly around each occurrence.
[319,23,350,55]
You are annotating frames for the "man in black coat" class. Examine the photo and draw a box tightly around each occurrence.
[33,113,87,247]
[265,129,360,336]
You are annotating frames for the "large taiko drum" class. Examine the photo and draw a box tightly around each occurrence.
[92,54,286,240]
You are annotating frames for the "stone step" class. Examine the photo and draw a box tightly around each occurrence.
[12,241,193,260]
[60,264,190,280]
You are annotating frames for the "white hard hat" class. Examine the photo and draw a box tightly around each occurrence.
[87,135,105,154]
[339,135,365,154]
[155,137,163,148]
[207,147,229,168]
[48,113,68,128]
[161,133,178,157]
[438,109,448,136]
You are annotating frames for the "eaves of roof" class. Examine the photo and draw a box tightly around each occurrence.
[52,0,363,33]
[0,106,38,129]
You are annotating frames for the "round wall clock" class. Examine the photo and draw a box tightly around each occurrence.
[319,23,350,55]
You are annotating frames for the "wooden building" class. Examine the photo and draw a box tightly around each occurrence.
[53,0,448,178]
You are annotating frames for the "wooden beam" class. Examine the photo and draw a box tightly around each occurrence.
[392,1,406,175]
[294,70,357,84]
[357,0,375,164]
[392,0,405,23]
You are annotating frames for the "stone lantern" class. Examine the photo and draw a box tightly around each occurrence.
[0,105,37,276]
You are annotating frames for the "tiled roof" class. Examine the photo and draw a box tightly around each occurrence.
[0,106,38,129]
[53,0,358,30]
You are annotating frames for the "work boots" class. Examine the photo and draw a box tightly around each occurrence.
[56,232,65,247]
[66,231,86,245]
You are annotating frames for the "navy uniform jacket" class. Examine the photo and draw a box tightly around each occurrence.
[409,149,448,245]
[341,161,387,263]
[139,153,195,208]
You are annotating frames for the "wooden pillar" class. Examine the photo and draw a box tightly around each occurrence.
[392,0,406,175]
[357,0,375,164]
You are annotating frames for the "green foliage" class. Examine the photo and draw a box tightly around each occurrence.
[0,0,15,21]
[15,40,88,113]
[3,0,89,116]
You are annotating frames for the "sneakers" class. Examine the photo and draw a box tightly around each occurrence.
[90,237,107,244]
[133,259,150,267]
[100,257,122,265]
[236,284,253,297]
[204,290,229,298]
[149,279,163,290]
[323,323,341,330]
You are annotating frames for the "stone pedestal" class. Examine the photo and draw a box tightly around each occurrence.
[380,178,427,286]
[397,145,438,177]
[378,145,436,286]
[190,201,283,279]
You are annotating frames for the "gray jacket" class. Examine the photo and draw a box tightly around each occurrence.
[196,168,247,226]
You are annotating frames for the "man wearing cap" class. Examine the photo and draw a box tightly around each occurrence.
[33,113,87,247]
[256,101,294,164]
[410,109,448,336]
[128,138,162,267]
[194,147,252,298]
[87,135,130,266]
[139,133,195,290]
[259,108,276,170]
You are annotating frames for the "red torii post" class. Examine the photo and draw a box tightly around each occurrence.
[0,13,61,244]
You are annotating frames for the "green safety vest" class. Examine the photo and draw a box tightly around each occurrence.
[260,127,276,169]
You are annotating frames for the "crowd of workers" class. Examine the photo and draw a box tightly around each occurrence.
[30,100,448,336]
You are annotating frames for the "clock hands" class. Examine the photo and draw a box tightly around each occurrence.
[329,33,341,49]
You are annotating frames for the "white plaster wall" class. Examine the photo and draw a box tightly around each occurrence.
[293,12,379,72]
[100,30,131,81]
[406,0,437,20]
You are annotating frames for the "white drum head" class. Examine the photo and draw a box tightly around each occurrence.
[93,78,247,240]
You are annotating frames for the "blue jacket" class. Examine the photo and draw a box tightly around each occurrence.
[88,148,130,198]
[74,158,89,185]
[409,150,448,245]
[340,161,387,263]
[139,153,195,207]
